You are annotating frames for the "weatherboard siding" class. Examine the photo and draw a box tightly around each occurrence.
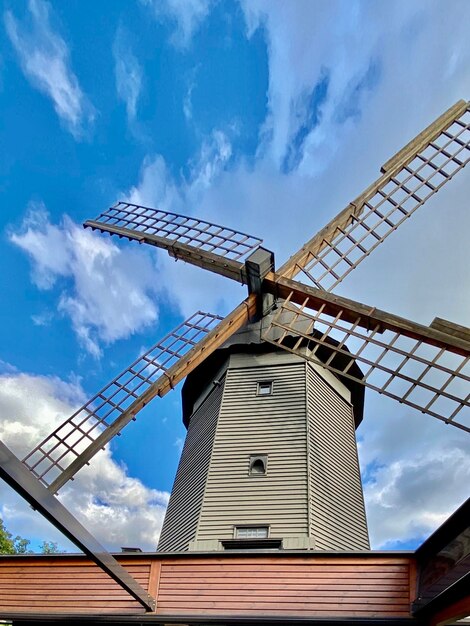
[0,553,415,620]
[196,358,310,542]
[0,557,150,615]
[307,363,370,550]
[158,380,223,552]
[156,556,413,618]
[160,348,369,552]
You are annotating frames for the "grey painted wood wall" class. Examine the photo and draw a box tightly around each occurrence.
[158,349,369,552]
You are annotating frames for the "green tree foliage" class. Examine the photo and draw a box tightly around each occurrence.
[39,541,60,554]
[0,518,32,554]
[0,518,15,554]
[0,518,64,554]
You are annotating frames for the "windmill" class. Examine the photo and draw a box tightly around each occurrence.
[2,100,469,585]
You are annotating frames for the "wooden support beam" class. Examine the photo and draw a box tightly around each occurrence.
[430,317,470,343]
[264,273,470,357]
[381,100,467,173]
[85,220,247,284]
[277,99,468,280]
[47,294,258,493]
[429,594,470,626]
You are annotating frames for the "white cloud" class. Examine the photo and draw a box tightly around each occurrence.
[125,155,183,212]
[122,130,245,317]
[364,448,470,548]
[240,0,470,174]
[188,130,233,193]
[357,395,470,547]
[142,0,212,47]
[9,203,160,357]
[125,129,234,218]
[0,370,168,551]
[113,26,143,122]
[4,0,94,139]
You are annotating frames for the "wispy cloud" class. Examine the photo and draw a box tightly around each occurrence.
[122,129,243,318]
[4,0,94,139]
[142,0,212,47]
[183,69,197,122]
[113,26,143,123]
[9,203,160,357]
[0,371,168,550]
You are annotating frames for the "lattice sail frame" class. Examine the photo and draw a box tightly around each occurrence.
[86,202,262,261]
[23,312,222,490]
[262,293,470,433]
[278,100,470,291]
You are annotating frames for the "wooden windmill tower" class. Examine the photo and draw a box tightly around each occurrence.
[2,101,469,572]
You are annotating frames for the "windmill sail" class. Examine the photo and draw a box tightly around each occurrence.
[262,276,470,433]
[22,301,258,494]
[85,202,263,284]
[278,99,470,291]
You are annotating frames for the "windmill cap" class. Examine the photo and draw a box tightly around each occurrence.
[181,309,365,428]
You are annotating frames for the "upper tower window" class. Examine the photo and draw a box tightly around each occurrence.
[257,381,273,396]
[249,454,267,475]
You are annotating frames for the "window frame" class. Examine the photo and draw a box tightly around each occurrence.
[234,525,270,539]
[257,380,273,397]
[248,453,268,476]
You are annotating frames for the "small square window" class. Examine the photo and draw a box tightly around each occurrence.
[235,526,269,539]
[257,381,273,396]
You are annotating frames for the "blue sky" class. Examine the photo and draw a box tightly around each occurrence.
[0,0,469,552]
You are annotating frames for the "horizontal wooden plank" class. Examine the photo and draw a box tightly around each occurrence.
[0,568,149,576]
[155,608,411,618]
[161,564,408,573]
[0,581,410,593]
[0,565,149,573]
[158,581,410,591]
[159,556,412,566]
[3,608,145,615]
[158,587,408,604]
[0,578,149,586]
[0,574,149,584]
[0,594,138,602]
[156,598,410,610]
[0,600,140,608]
[160,572,408,581]
[0,558,149,566]
[158,596,409,610]
[0,555,413,565]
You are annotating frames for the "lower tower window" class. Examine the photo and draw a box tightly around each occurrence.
[221,525,282,550]
[235,525,269,539]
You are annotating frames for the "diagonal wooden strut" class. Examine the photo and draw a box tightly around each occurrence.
[0,441,155,612]
[23,297,257,493]
[263,274,470,432]
[277,99,470,291]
